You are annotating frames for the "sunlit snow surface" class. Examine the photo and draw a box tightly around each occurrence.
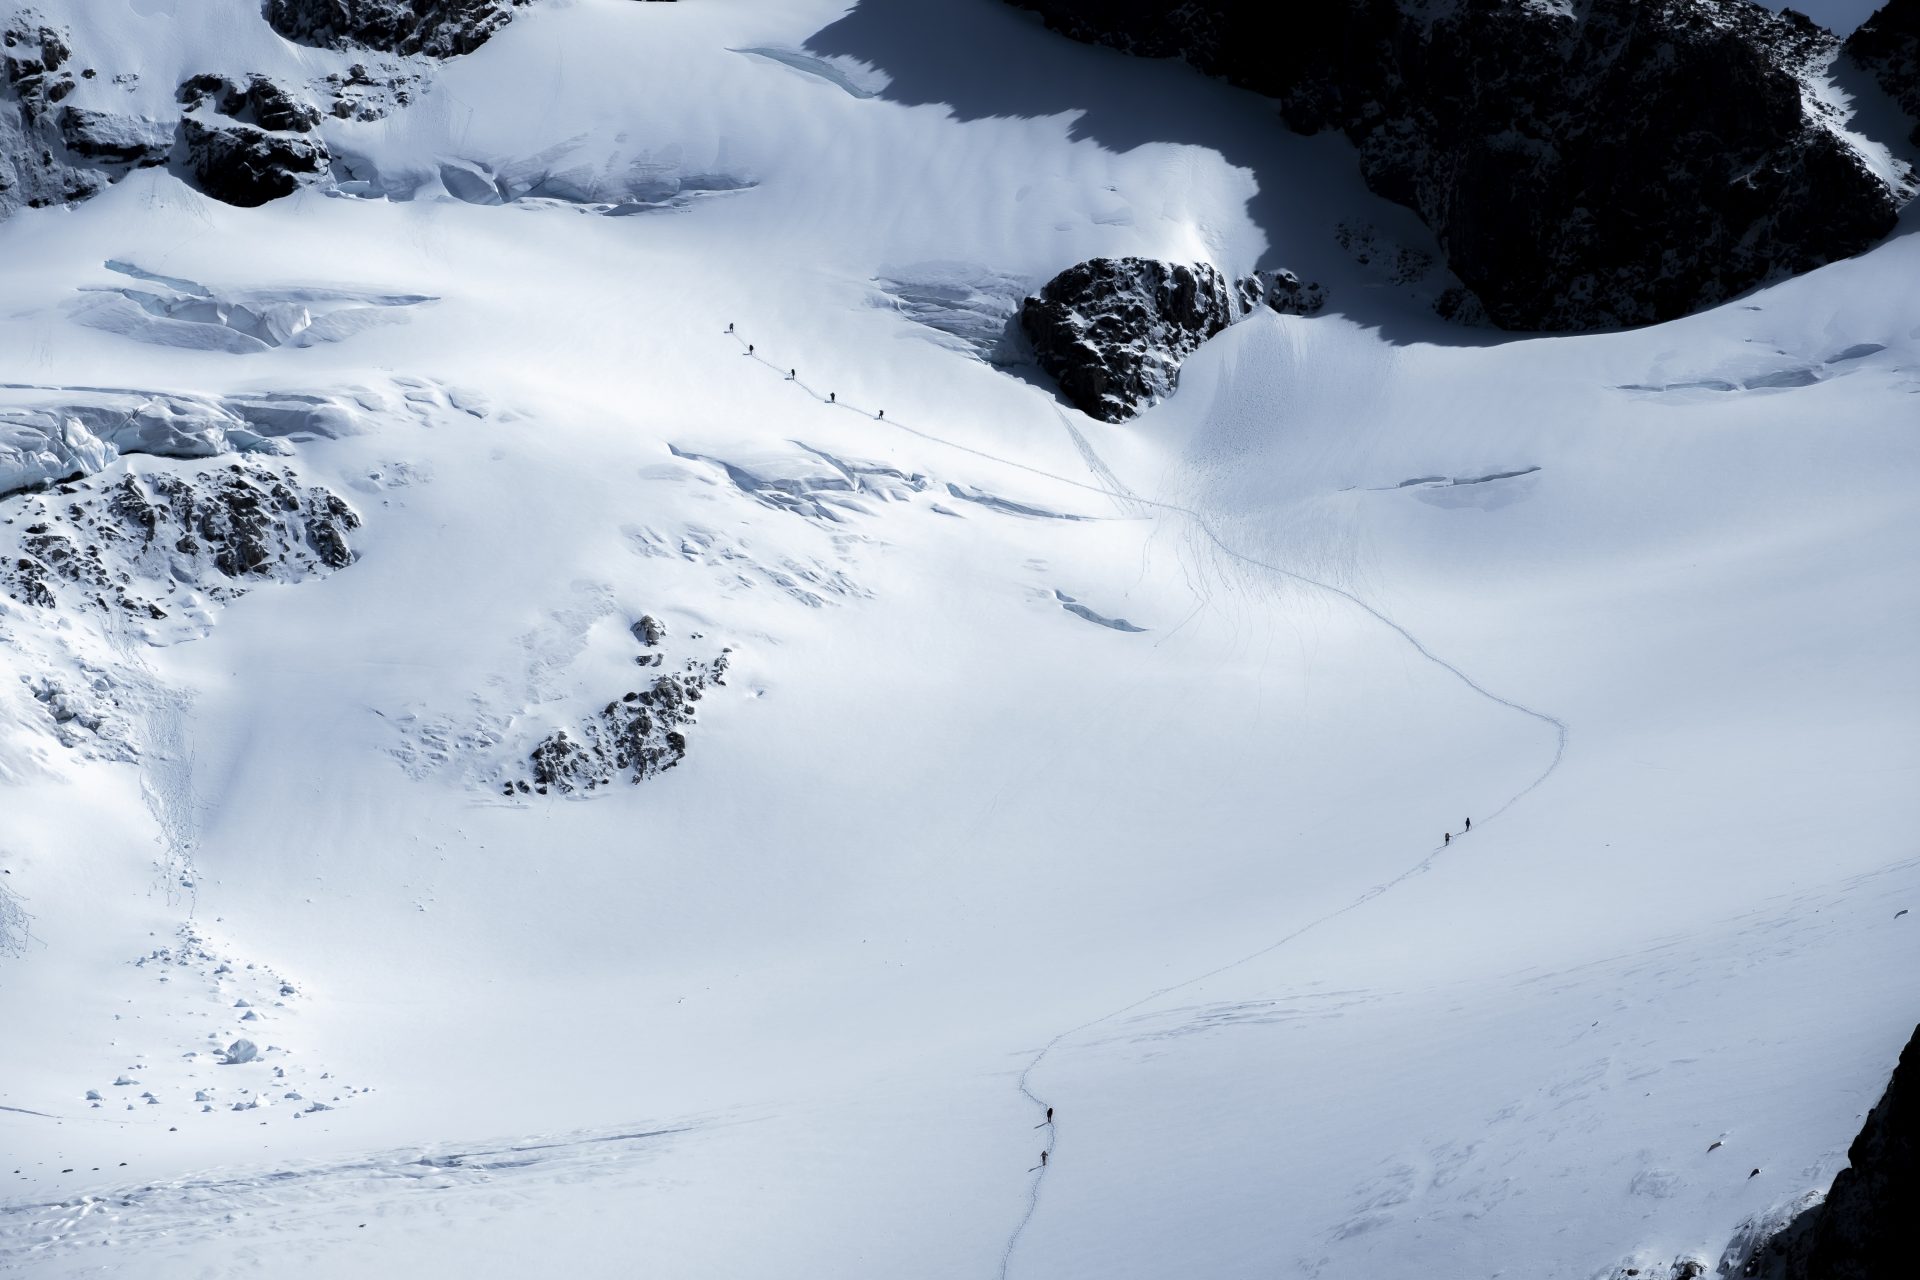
[1,1,1917,1278]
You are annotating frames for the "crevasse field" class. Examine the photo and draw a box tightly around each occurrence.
[1,2,1916,1277]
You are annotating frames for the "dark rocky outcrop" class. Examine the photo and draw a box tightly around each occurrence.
[1020,257,1323,421]
[1721,1023,1920,1279]
[1848,0,1920,144]
[1,463,360,630]
[263,0,532,60]
[1008,0,1908,332]
[513,652,728,797]
[178,115,329,207]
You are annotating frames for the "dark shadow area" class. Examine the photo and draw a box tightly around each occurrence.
[804,0,1515,349]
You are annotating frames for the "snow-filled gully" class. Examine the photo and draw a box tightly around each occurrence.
[720,328,1571,1278]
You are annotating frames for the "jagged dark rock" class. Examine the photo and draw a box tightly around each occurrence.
[518,653,729,796]
[1718,1023,1919,1279]
[1848,0,1920,144]
[177,74,322,133]
[0,463,361,633]
[263,0,532,60]
[1020,257,1322,422]
[178,115,329,207]
[1008,0,1907,332]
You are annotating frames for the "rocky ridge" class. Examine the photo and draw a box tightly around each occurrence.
[1020,257,1324,422]
[1007,0,1909,332]
[1848,0,1920,144]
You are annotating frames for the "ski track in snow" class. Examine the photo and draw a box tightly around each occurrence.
[719,330,1570,1279]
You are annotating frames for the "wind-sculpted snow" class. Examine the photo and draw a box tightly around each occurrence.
[71,260,434,354]
[0,382,367,496]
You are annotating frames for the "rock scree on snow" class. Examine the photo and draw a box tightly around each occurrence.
[1005,0,1909,332]
[1020,256,1324,422]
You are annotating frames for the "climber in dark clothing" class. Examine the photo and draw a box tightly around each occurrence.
[1046,1107,1054,1124]
[1040,1150,1048,1168]
[1443,831,1450,846]
[1464,817,1471,833]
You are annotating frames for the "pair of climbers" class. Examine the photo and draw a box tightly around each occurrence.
[1443,816,1472,846]
[1033,1106,1055,1170]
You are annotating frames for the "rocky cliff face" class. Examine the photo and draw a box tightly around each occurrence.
[1718,1022,1919,1279]
[263,0,531,59]
[1008,0,1908,332]
[1848,0,1920,144]
[1020,257,1324,421]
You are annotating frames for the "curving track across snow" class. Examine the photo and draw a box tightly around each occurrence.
[720,329,1569,1279]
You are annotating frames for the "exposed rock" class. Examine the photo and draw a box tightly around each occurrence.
[1008,0,1908,332]
[515,652,728,797]
[1848,0,1920,144]
[176,74,322,133]
[264,0,533,60]
[1717,1023,1919,1279]
[1019,257,1322,422]
[178,107,329,208]
[55,107,171,166]
[1,15,167,218]
[0,462,361,642]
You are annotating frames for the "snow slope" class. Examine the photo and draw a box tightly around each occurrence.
[1,2,1916,1278]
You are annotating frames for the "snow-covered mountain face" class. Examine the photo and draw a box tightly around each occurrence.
[1,3,1917,1279]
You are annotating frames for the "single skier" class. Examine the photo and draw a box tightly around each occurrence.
[1464,817,1471,833]
[1040,1150,1048,1168]
[877,409,885,419]
[1443,831,1450,846]
[748,343,754,354]
[727,322,734,333]
[1046,1106,1054,1124]
[829,392,835,403]
[788,368,796,380]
